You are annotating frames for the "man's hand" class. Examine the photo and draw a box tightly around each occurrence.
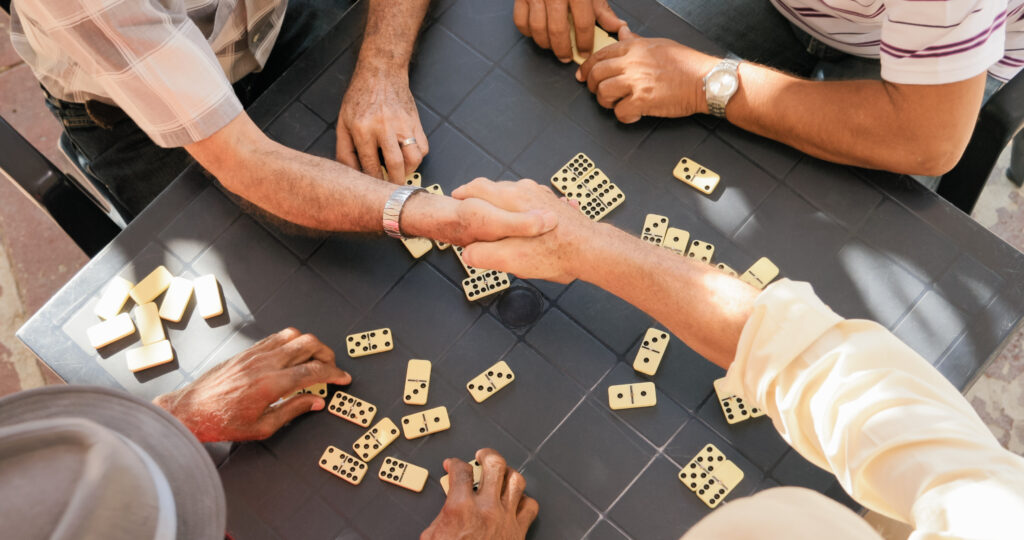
[336,69,428,183]
[514,0,626,63]
[421,449,539,540]
[578,27,718,123]
[153,328,351,443]
[450,178,597,282]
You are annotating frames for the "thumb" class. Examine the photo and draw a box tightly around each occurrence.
[618,25,636,40]
[483,207,558,239]
[258,394,321,437]
[462,241,512,272]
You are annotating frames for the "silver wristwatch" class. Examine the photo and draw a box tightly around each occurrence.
[382,186,425,239]
[703,59,741,118]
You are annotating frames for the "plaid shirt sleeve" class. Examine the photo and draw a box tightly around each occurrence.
[13,0,243,148]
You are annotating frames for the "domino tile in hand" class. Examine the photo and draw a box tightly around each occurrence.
[608,382,657,410]
[633,328,669,376]
[193,274,224,319]
[686,240,715,264]
[740,257,780,289]
[678,443,744,508]
[401,406,451,440]
[440,459,482,494]
[126,340,175,373]
[405,172,423,186]
[673,157,721,195]
[713,377,763,424]
[86,312,136,349]
[129,266,173,305]
[641,214,669,246]
[132,302,165,345]
[661,227,690,256]
[461,270,512,301]
[404,359,432,405]
[319,446,369,486]
[346,328,394,358]
[352,417,400,462]
[379,456,430,492]
[158,276,193,322]
[569,16,618,65]
[466,361,516,403]
[328,390,378,427]
[94,276,134,320]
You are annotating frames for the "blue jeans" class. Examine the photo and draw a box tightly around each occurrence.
[45,0,351,218]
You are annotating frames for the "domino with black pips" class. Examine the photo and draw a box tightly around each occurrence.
[641,214,669,245]
[319,446,368,486]
[716,262,738,277]
[713,377,764,424]
[678,443,744,508]
[379,456,429,492]
[440,459,481,494]
[673,157,721,195]
[352,417,400,462]
[404,359,431,405]
[740,257,780,289]
[346,328,394,358]
[608,382,657,410]
[686,240,715,263]
[559,152,596,177]
[661,227,691,255]
[401,406,451,439]
[294,382,328,398]
[327,390,378,427]
[466,361,515,403]
[461,270,511,301]
[633,328,669,376]
[452,245,482,277]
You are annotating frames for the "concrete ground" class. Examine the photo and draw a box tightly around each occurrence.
[0,9,1022,538]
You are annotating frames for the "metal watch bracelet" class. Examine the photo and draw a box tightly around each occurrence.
[382,186,425,240]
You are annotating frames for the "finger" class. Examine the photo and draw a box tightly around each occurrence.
[462,240,515,272]
[614,97,643,124]
[546,0,573,63]
[275,360,351,396]
[577,39,627,82]
[451,177,500,202]
[414,123,429,159]
[513,0,531,37]
[618,24,637,41]
[528,0,550,49]
[595,75,632,109]
[335,123,360,169]
[467,201,559,239]
[503,468,527,509]
[569,0,595,55]
[398,136,424,176]
[586,57,624,95]
[594,0,627,33]
[516,496,540,531]
[249,327,303,354]
[353,131,383,180]
[444,458,476,500]
[274,332,335,368]
[254,393,321,439]
[476,448,508,499]
[381,134,407,184]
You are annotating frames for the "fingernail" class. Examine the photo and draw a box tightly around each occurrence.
[575,68,584,81]
[559,57,571,64]
[311,399,325,412]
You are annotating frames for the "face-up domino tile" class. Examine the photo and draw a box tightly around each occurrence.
[327,390,378,427]
[642,214,669,246]
[352,417,400,462]
[401,406,451,439]
[561,152,596,177]
[686,240,715,264]
[295,382,328,398]
[633,328,669,376]
[550,170,581,196]
[346,328,394,358]
[94,276,134,320]
[452,245,482,277]
[440,459,481,494]
[661,227,690,256]
[673,157,721,195]
[319,446,369,486]
[130,266,173,305]
[378,456,430,492]
[713,377,763,424]
[740,257,780,289]
[400,236,434,259]
[716,262,738,277]
[405,172,423,186]
[678,443,744,508]
[466,360,516,403]
[608,382,657,410]
[578,193,612,221]
[86,312,136,349]
[404,359,432,405]
[461,270,511,301]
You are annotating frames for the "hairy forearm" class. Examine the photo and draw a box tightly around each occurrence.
[575,224,758,368]
[721,63,985,176]
[359,0,431,73]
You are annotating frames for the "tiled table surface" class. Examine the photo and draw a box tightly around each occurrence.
[17,0,1024,538]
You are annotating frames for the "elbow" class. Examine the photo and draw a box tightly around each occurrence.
[892,131,971,177]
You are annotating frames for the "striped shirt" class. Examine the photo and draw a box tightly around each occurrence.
[9,0,287,148]
[771,0,1024,83]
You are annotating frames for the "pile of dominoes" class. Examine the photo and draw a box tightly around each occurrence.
[315,328,512,493]
[85,266,223,373]
[550,153,626,221]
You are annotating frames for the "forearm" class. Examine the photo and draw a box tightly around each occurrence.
[575,224,759,368]
[358,0,431,74]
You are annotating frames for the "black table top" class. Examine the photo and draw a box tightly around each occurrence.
[18,0,1024,538]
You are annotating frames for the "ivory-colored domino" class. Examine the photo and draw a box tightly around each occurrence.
[193,274,223,319]
[452,245,482,277]
[578,168,626,212]
[550,170,581,195]
[568,15,618,65]
[466,361,515,403]
[404,359,431,405]
[401,406,450,440]
[294,382,328,398]
[577,191,610,221]
[401,236,433,258]
[86,312,136,349]
[559,152,596,178]
[673,157,721,195]
[686,240,715,263]
[608,382,657,410]
[346,328,394,358]
[131,302,164,345]
[405,172,423,186]
[662,227,690,255]
[740,257,780,289]
[641,214,669,245]
[716,262,739,277]
[93,276,134,320]
[633,328,669,376]
[713,377,763,424]
[352,417,400,462]
[129,266,173,305]
[327,390,378,427]
[125,340,174,372]
[319,446,369,486]
[461,270,511,301]
[440,459,481,494]
[379,456,429,492]
[678,443,744,508]
[158,277,193,322]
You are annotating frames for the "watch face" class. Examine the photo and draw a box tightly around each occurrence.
[707,70,739,98]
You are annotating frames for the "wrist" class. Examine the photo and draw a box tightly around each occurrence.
[153,390,216,443]
[572,222,618,282]
[399,193,458,240]
[693,55,720,117]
